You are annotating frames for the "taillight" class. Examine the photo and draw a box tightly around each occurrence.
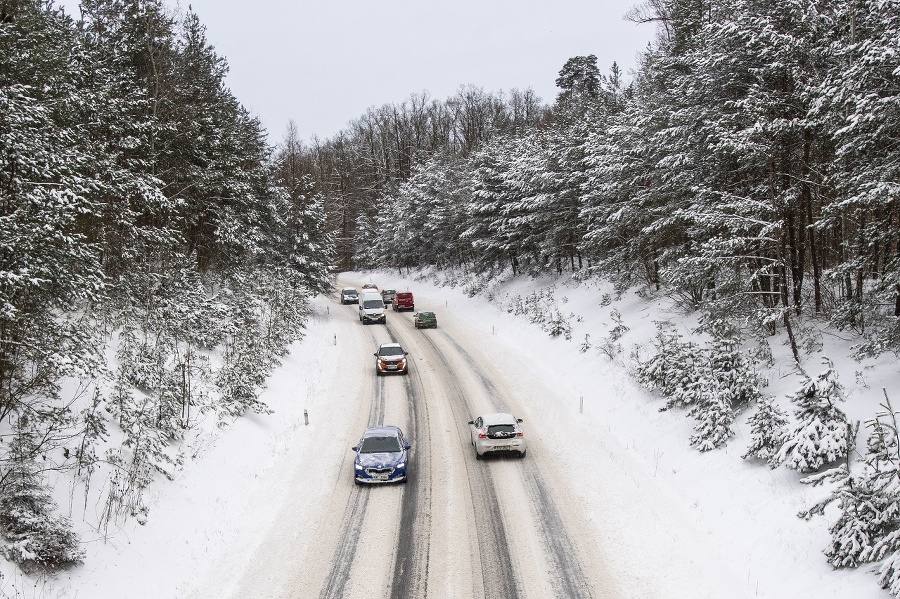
[478,428,487,438]
[517,430,524,437]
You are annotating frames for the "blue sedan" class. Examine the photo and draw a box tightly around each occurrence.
[352,425,411,484]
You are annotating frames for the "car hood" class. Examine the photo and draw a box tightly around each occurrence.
[356,451,405,468]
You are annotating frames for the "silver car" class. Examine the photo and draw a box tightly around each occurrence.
[468,412,526,459]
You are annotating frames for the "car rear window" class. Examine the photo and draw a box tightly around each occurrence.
[487,424,517,438]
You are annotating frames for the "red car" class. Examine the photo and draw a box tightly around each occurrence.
[393,291,414,311]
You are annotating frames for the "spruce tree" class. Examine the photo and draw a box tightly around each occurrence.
[775,360,850,472]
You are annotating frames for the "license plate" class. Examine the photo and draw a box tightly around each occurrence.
[387,365,397,370]
[373,474,389,480]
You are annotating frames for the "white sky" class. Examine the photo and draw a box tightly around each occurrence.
[167,0,657,146]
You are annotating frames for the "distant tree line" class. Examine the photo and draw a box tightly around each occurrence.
[0,0,332,570]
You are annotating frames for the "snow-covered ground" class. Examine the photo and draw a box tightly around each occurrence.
[7,270,890,598]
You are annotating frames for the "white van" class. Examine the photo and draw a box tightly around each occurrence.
[358,292,386,324]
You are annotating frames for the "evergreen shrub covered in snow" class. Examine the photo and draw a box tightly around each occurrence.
[0,440,84,572]
[636,321,765,451]
[801,395,900,596]
[774,360,850,472]
[500,287,577,340]
[742,398,789,465]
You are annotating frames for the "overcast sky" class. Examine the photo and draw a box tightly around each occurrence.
[72,1,658,146]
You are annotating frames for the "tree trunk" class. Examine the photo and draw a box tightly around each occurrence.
[803,133,822,313]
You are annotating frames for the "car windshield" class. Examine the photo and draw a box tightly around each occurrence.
[360,436,401,453]
[379,346,404,357]
[343,289,356,294]
[363,299,383,308]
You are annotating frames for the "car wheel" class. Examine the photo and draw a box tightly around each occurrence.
[519,450,527,458]
[475,451,483,460]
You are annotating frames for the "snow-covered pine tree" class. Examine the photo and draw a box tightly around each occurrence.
[462,138,519,273]
[635,323,703,411]
[742,397,789,465]
[690,324,769,451]
[0,437,84,571]
[775,360,850,472]
[800,393,900,596]
[687,384,735,451]
[815,0,900,350]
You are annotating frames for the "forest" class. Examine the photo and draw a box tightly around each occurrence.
[0,0,332,570]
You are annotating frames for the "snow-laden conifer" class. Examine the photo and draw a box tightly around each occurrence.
[775,360,849,472]
[0,438,84,571]
[742,397,789,465]
[800,393,900,596]
[637,321,764,451]
[688,387,735,451]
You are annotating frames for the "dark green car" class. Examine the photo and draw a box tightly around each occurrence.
[413,311,437,329]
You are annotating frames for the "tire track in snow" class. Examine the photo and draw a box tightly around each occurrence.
[414,330,523,599]
[317,324,386,599]
[440,334,599,599]
[385,318,433,599]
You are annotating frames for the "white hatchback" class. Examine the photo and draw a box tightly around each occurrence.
[468,412,526,459]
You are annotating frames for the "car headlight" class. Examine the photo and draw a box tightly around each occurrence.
[396,462,405,469]
[355,463,363,470]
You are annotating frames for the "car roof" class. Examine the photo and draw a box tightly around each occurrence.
[417,311,434,315]
[479,412,517,425]
[378,342,403,350]
[341,287,356,292]
[363,425,402,437]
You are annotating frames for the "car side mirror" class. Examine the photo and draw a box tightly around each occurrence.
[373,352,378,356]
[404,443,411,450]
[467,420,474,425]
[351,446,358,452]
[517,418,523,423]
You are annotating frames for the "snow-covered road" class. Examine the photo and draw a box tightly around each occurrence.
[181,276,747,599]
